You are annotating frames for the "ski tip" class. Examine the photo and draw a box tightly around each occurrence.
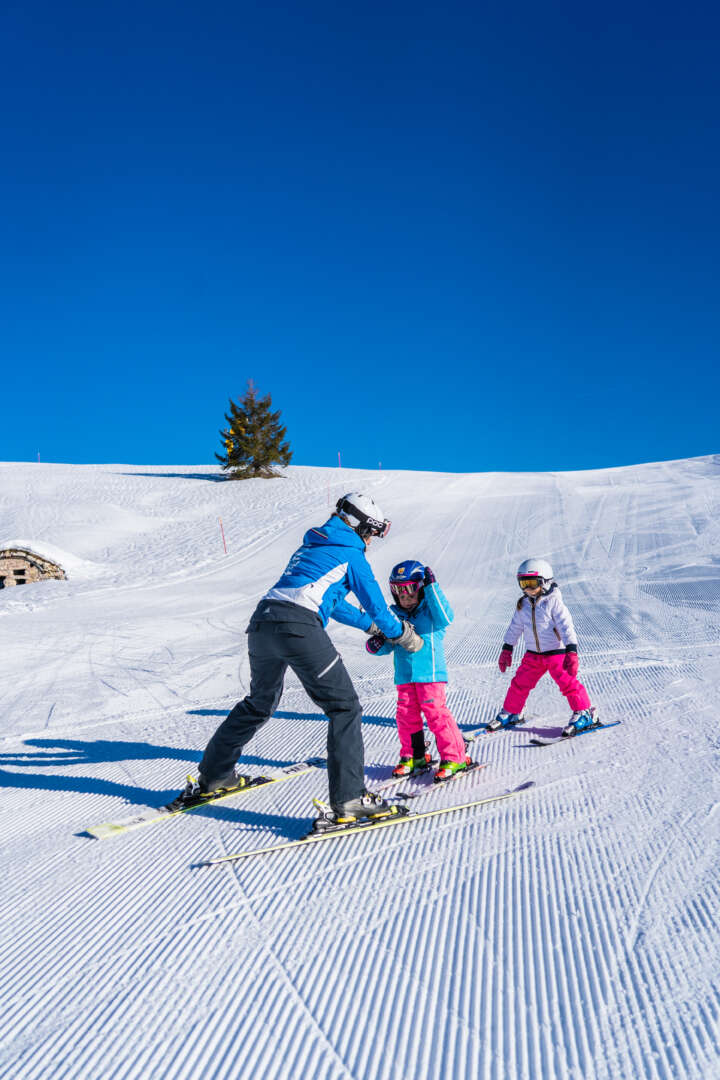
[79,828,101,840]
[81,823,125,840]
[462,728,488,743]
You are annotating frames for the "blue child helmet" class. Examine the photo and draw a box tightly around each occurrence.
[389,560,426,599]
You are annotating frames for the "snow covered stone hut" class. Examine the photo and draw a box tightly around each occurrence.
[0,547,67,589]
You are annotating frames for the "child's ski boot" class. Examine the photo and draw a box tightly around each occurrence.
[562,706,600,737]
[434,756,472,783]
[392,753,433,777]
[485,710,525,733]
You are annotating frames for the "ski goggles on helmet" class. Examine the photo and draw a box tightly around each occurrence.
[518,575,544,590]
[390,579,423,597]
[364,516,391,539]
[336,496,391,539]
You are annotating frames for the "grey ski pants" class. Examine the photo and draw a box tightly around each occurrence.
[198,613,365,806]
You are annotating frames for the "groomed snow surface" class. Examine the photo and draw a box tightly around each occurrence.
[1,457,719,1080]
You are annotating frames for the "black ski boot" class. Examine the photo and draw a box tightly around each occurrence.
[164,769,250,812]
[309,792,408,834]
[332,791,404,823]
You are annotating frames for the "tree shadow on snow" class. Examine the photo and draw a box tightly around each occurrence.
[114,471,227,482]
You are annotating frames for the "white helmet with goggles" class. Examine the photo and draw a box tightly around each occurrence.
[336,493,391,540]
[516,557,554,592]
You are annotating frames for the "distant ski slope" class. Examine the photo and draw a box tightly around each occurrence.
[0,457,718,1080]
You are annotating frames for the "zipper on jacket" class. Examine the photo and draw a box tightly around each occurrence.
[530,598,541,651]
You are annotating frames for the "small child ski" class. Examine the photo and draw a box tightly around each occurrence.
[366,561,470,782]
[490,558,599,737]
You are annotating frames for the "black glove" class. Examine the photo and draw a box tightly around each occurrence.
[366,633,386,654]
[423,566,436,585]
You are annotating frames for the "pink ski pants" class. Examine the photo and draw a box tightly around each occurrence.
[396,682,467,763]
[503,652,591,714]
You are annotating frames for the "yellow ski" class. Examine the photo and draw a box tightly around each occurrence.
[195,781,535,866]
[84,758,325,839]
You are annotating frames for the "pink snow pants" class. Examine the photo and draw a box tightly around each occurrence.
[503,653,591,714]
[396,682,467,763]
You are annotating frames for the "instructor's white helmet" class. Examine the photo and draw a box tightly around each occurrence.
[336,493,391,539]
[516,557,554,591]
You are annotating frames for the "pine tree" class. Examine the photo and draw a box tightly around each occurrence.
[216,381,292,479]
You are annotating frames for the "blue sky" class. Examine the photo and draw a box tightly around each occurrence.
[2,1,718,472]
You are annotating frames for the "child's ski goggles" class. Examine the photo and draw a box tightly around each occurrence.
[390,580,423,597]
[518,576,543,590]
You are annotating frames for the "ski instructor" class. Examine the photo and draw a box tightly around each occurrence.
[178,493,423,826]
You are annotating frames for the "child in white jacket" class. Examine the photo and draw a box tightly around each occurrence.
[489,558,599,737]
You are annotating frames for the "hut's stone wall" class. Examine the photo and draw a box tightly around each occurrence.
[0,549,66,588]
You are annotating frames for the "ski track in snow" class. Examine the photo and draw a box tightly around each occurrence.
[1,458,719,1080]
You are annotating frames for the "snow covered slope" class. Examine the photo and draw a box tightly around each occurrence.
[1,458,718,1080]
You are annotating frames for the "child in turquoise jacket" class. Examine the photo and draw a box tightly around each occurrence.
[367,561,469,781]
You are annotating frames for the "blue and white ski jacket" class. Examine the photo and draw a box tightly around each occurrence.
[371,582,454,684]
[263,514,403,639]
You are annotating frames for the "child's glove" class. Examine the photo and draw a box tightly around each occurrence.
[423,566,436,585]
[366,633,386,654]
[563,649,579,676]
[498,645,513,672]
[389,621,424,653]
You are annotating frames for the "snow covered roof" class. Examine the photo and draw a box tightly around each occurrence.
[0,540,86,574]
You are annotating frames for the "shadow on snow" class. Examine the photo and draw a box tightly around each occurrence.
[114,471,227,482]
[0,731,321,812]
[188,707,397,728]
